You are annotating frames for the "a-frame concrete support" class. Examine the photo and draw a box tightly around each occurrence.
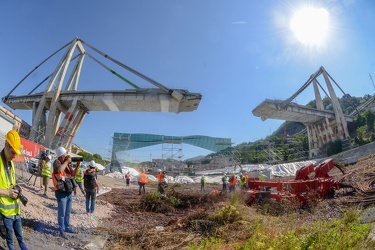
[306,67,350,158]
[29,38,87,151]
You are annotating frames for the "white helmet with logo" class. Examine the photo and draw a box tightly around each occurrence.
[55,147,67,158]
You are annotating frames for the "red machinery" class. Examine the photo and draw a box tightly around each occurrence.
[244,158,342,206]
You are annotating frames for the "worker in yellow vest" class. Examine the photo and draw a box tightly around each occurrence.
[240,174,247,190]
[0,130,28,249]
[41,154,52,196]
[74,163,85,196]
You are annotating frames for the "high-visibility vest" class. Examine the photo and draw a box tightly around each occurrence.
[157,173,165,183]
[229,176,237,187]
[41,160,52,177]
[74,167,83,183]
[0,153,20,216]
[139,173,148,184]
[52,159,67,191]
[222,176,227,183]
[240,176,246,186]
[201,177,206,184]
[125,174,131,180]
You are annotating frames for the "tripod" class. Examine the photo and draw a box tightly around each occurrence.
[28,162,42,188]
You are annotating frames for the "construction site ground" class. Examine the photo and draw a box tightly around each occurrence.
[2,153,375,250]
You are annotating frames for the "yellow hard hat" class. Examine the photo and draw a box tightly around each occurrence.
[5,130,22,155]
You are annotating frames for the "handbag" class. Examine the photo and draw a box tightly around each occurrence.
[63,178,74,193]
[55,179,66,192]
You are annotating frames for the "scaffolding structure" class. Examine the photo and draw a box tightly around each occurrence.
[111,133,231,166]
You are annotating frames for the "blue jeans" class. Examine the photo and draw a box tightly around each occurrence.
[55,191,72,233]
[74,182,85,195]
[2,214,27,250]
[85,189,96,213]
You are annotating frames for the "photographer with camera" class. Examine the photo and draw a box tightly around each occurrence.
[41,154,52,197]
[52,146,78,239]
[0,130,28,250]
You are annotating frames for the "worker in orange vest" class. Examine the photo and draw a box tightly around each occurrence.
[245,173,249,189]
[156,170,167,194]
[229,174,237,193]
[138,170,148,195]
[124,172,131,186]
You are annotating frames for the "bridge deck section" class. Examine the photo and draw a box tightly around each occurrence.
[252,99,354,123]
[4,88,202,113]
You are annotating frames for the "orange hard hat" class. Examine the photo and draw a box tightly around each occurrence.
[5,130,22,155]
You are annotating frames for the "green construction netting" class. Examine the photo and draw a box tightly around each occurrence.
[112,132,232,156]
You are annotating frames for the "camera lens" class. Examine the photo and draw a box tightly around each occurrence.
[18,194,28,206]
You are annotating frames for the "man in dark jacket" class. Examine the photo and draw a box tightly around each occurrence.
[84,161,98,213]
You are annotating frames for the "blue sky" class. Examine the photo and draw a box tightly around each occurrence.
[1,1,375,162]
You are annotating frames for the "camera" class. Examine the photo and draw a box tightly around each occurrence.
[71,156,83,162]
[64,155,83,163]
[37,151,50,161]
[12,185,28,206]
[40,152,47,161]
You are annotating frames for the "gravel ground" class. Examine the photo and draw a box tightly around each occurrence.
[0,171,128,250]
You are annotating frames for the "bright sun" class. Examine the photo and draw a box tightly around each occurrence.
[290,7,330,46]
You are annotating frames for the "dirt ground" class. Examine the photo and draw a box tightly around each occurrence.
[2,155,375,250]
[0,172,127,250]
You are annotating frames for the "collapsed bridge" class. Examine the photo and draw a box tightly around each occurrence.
[2,37,202,152]
[253,66,357,158]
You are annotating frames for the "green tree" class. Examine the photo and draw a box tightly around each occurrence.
[363,109,375,132]
[355,126,367,146]
[78,151,91,161]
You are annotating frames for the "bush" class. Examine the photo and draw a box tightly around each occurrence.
[326,140,342,156]
[213,205,241,224]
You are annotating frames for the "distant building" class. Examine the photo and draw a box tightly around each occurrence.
[0,105,31,142]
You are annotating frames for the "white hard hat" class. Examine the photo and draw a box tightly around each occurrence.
[89,160,96,167]
[158,169,162,172]
[55,147,67,158]
[46,154,52,159]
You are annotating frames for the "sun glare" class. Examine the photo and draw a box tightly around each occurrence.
[290,7,330,46]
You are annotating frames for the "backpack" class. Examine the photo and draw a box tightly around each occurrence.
[84,171,96,190]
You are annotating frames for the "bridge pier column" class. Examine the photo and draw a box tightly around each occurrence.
[66,109,87,150]
[50,97,79,150]
[322,69,349,140]
[317,124,324,146]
